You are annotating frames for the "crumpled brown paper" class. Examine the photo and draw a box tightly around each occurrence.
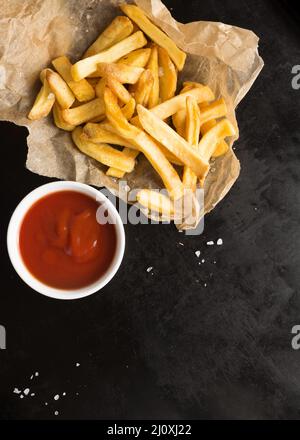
[0,0,263,228]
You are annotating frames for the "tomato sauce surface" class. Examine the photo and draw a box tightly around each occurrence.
[19,191,117,290]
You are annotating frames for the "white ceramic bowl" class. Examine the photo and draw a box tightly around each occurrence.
[7,181,125,300]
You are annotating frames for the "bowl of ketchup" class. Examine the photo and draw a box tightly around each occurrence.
[7,181,125,299]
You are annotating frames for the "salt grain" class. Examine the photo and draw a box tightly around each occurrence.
[54,394,60,401]
[201,259,205,263]
[195,250,201,258]
[54,411,59,416]
[23,388,30,396]
[217,238,223,246]
[207,241,214,246]
[146,266,153,273]
[13,388,21,394]
[76,363,80,367]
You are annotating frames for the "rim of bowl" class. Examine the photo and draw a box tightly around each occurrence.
[7,181,125,300]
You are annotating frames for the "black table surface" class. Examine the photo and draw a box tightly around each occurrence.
[1,0,300,420]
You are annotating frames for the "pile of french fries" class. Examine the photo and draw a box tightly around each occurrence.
[28,4,236,218]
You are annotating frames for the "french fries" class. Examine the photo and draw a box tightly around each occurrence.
[28,71,55,120]
[96,62,144,84]
[137,104,209,178]
[52,56,95,102]
[120,4,186,70]
[199,98,227,125]
[105,76,132,103]
[83,123,136,149]
[199,118,236,162]
[53,103,75,131]
[182,96,201,191]
[131,86,214,126]
[28,2,239,227]
[84,16,134,58]
[120,98,136,120]
[118,48,151,67]
[107,148,140,178]
[147,45,159,108]
[72,127,136,173]
[137,189,175,216]
[71,31,147,81]
[62,98,105,126]
[201,119,229,158]
[130,70,154,106]
[158,47,177,102]
[46,69,75,109]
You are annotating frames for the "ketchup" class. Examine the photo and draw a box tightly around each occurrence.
[19,191,116,290]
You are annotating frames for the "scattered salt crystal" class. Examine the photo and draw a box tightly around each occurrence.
[31,393,35,397]
[201,259,205,263]
[35,372,39,377]
[217,238,223,246]
[23,388,30,396]
[45,402,48,406]
[76,363,80,367]
[146,266,153,273]
[213,261,216,264]
[178,242,184,246]
[54,394,60,401]
[13,388,21,394]
[30,375,34,380]
[207,241,214,246]
[63,392,66,397]
[20,395,24,399]
[195,250,201,258]
[204,283,207,287]
[54,411,59,416]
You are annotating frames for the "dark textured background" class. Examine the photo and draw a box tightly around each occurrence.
[0,0,300,420]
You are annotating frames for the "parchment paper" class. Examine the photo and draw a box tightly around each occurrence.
[0,0,263,228]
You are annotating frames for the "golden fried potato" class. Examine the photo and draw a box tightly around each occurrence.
[62,98,105,125]
[72,127,136,172]
[147,45,159,108]
[71,31,147,81]
[158,47,177,102]
[84,16,134,58]
[118,48,151,67]
[28,71,55,120]
[46,69,75,109]
[120,4,186,70]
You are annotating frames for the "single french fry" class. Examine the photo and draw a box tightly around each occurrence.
[71,31,147,81]
[107,148,140,178]
[104,87,183,199]
[131,86,214,126]
[84,16,134,58]
[158,46,177,102]
[121,98,136,119]
[53,102,75,131]
[120,4,186,70]
[137,189,175,216]
[95,78,106,98]
[96,62,144,84]
[172,85,194,136]
[131,70,154,106]
[134,131,184,200]
[182,96,201,191]
[28,72,55,120]
[199,98,227,125]
[137,104,209,178]
[104,86,140,139]
[106,167,126,179]
[72,127,136,172]
[83,123,136,148]
[199,118,236,162]
[46,69,75,109]
[106,76,132,103]
[62,98,105,125]
[118,48,151,67]
[201,119,229,158]
[52,56,95,102]
[147,45,159,108]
